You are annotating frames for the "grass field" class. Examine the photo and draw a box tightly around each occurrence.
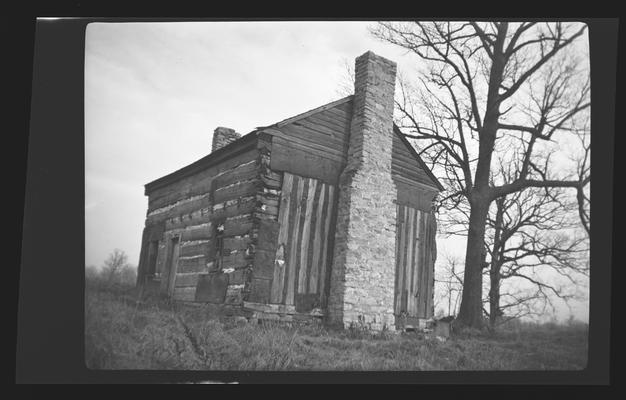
[85,280,588,371]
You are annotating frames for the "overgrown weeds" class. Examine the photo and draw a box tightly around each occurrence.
[85,282,588,371]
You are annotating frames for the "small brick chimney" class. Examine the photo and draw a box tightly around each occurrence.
[328,51,398,331]
[212,127,241,152]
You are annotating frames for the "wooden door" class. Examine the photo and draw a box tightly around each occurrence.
[166,236,181,296]
[269,172,337,312]
[394,204,436,320]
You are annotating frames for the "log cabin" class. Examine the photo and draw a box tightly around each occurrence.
[136,51,443,331]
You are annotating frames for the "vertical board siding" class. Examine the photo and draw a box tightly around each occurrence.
[271,172,336,309]
[308,183,325,294]
[318,185,334,308]
[297,179,317,293]
[285,176,305,305]
[270,173,293,303]
[394,204,436,319]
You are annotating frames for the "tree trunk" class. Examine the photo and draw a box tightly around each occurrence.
[456,25,508,329]
[489,198,505,329]
[456,198,490,328]
[489,264,501,328]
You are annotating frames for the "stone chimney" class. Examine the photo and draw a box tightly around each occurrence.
[212,127,241,152]
[328,51,398,331]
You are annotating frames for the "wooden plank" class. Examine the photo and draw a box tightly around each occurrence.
[165,209,213,231]
[405,206,414,314]
[148,150,258,210]
[283,122,346,148]
[322,105,350,122]
[426,212,436,318]
[221,251,253,270]
[274,96,352,128]
[334,100,354,115]
[304,180,322,294]
[398,205,409,312]
[224,285,244,305]
[411,209,421,316]
[415,211,428,318]
[270,172,293,304]
[402,204,410,313]
[247,278,272,304]
[179,241,212,258]
[395,180,438,211]
[211,197,257,221]
[223,236,253,252]
[290,119,347,143]
[226,268,248,285]
[195,273,228,303]
[394,204,403,314]
[213,180,259,204]
[148,181,206,213]
[285,176,305,305]
[146,195,212,224]
[318,184,334,307]
[305,110,350,131]
[253,248,278,280]
[177,255,207,273]
[293,178,310,295]
[257,206,281,234]
[421,212,429,317]
[308,182,326,294]
[223,217,254,237]
[180,224,213,242]
[417,210,427,317]
[271,134,345,161]
[297,178,317,294]
[212,160,258,189]
[261,175,282,189]
[243,301,297,315]
[174,272,200,287]
[423,211,431,317]
[291,118,336,137]
[270,140,344,185]
[172,286,196,302]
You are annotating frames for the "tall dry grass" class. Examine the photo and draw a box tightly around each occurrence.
[85,279,588,371]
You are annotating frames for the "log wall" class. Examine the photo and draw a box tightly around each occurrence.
[138,143,261,304]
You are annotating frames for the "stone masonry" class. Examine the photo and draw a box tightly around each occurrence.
[212,127,241,152]
[328,51,398,331]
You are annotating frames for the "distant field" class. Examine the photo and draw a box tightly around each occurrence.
[85,281,588,371]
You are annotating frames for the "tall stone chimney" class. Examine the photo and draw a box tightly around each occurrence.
[328,51,398,331]
[212,127,241,152]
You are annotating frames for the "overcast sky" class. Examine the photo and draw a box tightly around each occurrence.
[84,21,588,322]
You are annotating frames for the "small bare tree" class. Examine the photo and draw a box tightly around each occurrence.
[434,253,464,318]
[102,249,130,285]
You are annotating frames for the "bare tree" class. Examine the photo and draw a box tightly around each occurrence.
[434,253,464,318]
[483,184,589,328]
[371,21,590,328]
[102,249,130,284]
[335,57,355,97]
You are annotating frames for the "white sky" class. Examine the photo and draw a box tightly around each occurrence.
[84,21,587,322]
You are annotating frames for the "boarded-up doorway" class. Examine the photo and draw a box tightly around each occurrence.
[269,172,337,312]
